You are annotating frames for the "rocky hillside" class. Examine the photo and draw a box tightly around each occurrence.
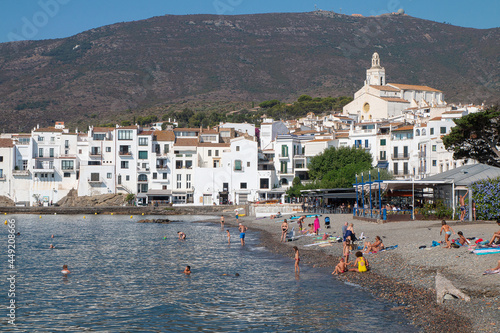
[0,12,498,132]
[56,189,127,207]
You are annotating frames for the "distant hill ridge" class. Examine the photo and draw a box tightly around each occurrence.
[0,12,498,132]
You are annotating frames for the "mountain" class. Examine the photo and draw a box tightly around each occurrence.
[0,11,498,132]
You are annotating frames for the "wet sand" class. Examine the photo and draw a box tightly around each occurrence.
[221,213,500,333]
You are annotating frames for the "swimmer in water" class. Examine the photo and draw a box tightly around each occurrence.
[49,244,55,249]
[61,264,70,274]
[226,229,230,244]
[178,231,186,240]
[184,266,191,275]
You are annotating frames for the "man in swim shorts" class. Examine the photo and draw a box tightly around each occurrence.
[238,223,247,245]
[459,190,468,222]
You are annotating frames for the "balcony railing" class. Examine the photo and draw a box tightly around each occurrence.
[89,152,102,157]
[391,153,410,160]
[119,151,132,156]
[278,154,289,158]
[13,169,30,175]
[418,152,426,158]
[156,165,168,169]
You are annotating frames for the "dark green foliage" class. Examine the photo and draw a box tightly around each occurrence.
[259,99,281,109]
[15,100,52,110]
[308,146,372,188]
[43,40,92,63]
[120,120,131,126]
[136,115,158,126]
[443,106,500,167]
[261,96,353,120]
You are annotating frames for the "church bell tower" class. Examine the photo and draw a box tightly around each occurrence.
[365,52,386,86]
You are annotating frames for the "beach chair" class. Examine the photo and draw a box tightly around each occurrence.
[324,216,331,229]
[287,227,295,241]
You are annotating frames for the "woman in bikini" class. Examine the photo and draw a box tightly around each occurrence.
[363,236,384,253]
[439,220,455,249]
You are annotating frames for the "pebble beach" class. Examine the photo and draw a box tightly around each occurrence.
[222,213,500,333]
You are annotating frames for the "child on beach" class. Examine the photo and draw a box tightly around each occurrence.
[184,266,191,275]
[348,251,368,273]
[439,220,455,249]
[61,264,70,274]
[178,231,186,240]
[343,239,351,262]
[297,216,306,231]
[293,246,300,274]
[226,229,230,244]
[454,231,470,246]
[332,257,349,275]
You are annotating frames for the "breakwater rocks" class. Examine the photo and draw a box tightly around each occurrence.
[137,219,171,224]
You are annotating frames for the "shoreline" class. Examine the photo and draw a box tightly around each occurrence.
[220,213,499,333]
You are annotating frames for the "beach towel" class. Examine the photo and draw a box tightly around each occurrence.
[431,240,440,247]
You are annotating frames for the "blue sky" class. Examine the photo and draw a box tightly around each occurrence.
[1,0,498,43]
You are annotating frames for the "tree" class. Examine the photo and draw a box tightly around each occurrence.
[297,94,312,102]
[307,146,373,188]
[443,106,500,167]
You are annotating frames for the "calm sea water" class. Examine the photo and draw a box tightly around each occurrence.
[0,215,416,332]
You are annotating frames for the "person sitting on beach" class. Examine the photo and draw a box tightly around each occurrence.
[332,257,349,275]
[305,223,315,234]
[184,266,191,275]
[61,264,70,274]
[454,231,470,246]
[348,251,368,273]
[487,220,500,246]
[280,219,289,243]
[483,260,500,275]
[440,220,455,249]
[344,223,357,243]
[178,231,186,240]
[363,236,384,253]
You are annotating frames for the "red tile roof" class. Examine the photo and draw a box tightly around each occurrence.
[388,83,442,92]
[0,138,14,148]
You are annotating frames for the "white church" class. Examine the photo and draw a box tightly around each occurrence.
[343,52,446,121]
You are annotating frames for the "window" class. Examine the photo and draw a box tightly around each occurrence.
[0,156,3,162]
[163,173,168,180]
[138,137,148,146]
[118,130,132,140]
[432,145,436,152]
[90,147,101,155]
[126,175,130,181]
[236,146,240,151]
[223,182,228,191]
[208,149,212,157]
[240,182,247,189]
[64,140,69,148]
[162,185,167,190]
[215,150,219,157]
[22,160,28,170]
[90,173,99,182]
[138,174,148,182]
[79,149,82,154]
[61,160,74,170]
[380,151,386,160]
[153,173,157,179]
[430,128,434,135]
[403,146,409,158]
[140,184,148,193]
[119,145,131,155]
[403,162,409,175]
[138,151,148,159]
[121,161,129,169]
[280,161,287,174]
[177,174,182,189]
[176,161,183,169]
[88,161,101,165]
[163,145,169,154]
[39,148,43,157]
[38,136,44,142]
[185,160,193,169]
[440,127,446,134]
[281,145,288,157]
[63,172,71,178]
[432,160,437,166]
[93,133,106,141]
[415,129,420,136]
[393,146,398,158]
[106,147,111,152]
[0,169,3,178]
[107,173,112,179]
[213,160,220,168]
[365,140,369,148]
[234,160,242,171]
[50,137,55,142]
[260,178,269,189]
[186,174,191,189]
[247,161,250,167]
[393,163,398,175]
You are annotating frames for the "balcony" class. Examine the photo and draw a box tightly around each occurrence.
[156,165,169,170]
[89,152,102,157]
[88,177,103,184]
[418,152,426,158]
[377,156,387,161]
[353,144,371,150]
[119,151,132,157]
[33,162,55,172]
[13,168,30,176]
[278,154,289,159]
[391,153,410,160]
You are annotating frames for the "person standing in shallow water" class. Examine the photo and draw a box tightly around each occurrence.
[220,215,225,229]
[238,223,247,246]
[293,246,300,274]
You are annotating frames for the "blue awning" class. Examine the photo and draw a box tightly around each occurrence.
[377,162,389,168]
